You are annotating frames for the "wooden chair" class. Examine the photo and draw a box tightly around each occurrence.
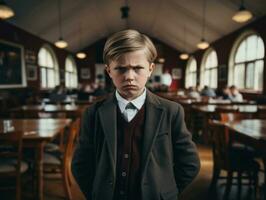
[43,118,80,200]
[0,131,28,200]
[209,118,260,200]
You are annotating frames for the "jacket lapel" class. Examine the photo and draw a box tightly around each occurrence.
[141,91,165,178]
[98,95,117,174]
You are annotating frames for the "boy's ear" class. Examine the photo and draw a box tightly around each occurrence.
[148,63,155,77]
[105,65,111,74]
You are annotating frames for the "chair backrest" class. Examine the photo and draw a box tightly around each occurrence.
[0,131,23,176]
[63,118,80,168]
[208,120,231,169]
[0,131,23,200]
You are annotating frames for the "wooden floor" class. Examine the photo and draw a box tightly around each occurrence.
[2,145,264,200]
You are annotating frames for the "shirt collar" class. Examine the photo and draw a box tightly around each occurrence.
[116,88,146,113]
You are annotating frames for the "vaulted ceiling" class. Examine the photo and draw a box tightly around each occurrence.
[6,0,266,53]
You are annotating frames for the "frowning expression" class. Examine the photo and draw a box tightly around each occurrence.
[106,50,154,101]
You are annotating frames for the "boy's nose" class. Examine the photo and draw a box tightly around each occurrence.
[125,69,135,80]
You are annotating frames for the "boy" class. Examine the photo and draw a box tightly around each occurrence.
[72,29,200,200]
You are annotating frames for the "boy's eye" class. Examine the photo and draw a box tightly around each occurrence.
[133,67,143,72]
[114,66,144,73]
[115,67,127,73]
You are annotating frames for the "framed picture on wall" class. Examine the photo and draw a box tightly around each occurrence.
[80,68,91,79]
[0,40,26,88]
[26,64,37,81]
[25,49,36,64]
[172,68,182,79]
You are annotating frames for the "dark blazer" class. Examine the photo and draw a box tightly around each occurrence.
[72,91,200,200]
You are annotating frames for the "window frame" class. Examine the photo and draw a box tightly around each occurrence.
[200,48,218,89]
[185,57,197,88]
[65,55,78,89]
[228,30,264,93]
[38,45,59,89]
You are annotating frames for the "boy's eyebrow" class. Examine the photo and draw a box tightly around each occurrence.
[114,65,145,69]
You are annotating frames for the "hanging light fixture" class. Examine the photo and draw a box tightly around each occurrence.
[0,0,15,19]
[197,0,209,50]
[76,52,86,59]
[76,23,87,59]
[232,0,253,23]
[54,0,68,49]
[180,25,189,60]
[120,0,130,28]
[180,53,189,60]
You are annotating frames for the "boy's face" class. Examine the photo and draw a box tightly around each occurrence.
[106,50,154,101]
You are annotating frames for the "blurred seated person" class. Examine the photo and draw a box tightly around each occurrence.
[161,69,172,92]
[92,81,108,97]
[229,85,243,102]
[219,85,230,100]
[200,85,216,97]
[77,83,93,101]
[49,84,67,102]
[187,86,200,99]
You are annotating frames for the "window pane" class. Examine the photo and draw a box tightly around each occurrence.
[38,48,46,66]
[192,72,196,87]
[210,68,217,88]
[246,35,257,61]
[66,58,73,72]
[254,60,264,90]
[257,37,265,59]
[41,68,47,88]
[186,58,197,88]
[246,63,254,89]
[46,53,53,68]
[204,50,217,88]
[234,64,245,89]
[204,70,210,86]
[66,73,70,87]
[48,69,55,88]
[191,59,197,72]
[235,41,246,63]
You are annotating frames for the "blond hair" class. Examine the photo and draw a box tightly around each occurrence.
[103,29,157,65]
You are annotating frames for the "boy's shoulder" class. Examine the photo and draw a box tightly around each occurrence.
[148,92,182,111]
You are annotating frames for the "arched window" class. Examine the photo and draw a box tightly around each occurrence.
[229,31,264,91]
[38,45,59,88]
[65,56,78,88]
[185,57,197,88]
[200,48,218,88]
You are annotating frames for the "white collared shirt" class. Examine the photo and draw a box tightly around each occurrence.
[116,88,146,122]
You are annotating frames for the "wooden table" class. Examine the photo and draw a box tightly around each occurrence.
[225,119,266,192]
[10,104,89,118]
[0,118,72,200]
[225,119,266,153]
[191,105,259,143]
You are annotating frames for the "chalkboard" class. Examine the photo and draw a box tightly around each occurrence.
[0,40,26,88]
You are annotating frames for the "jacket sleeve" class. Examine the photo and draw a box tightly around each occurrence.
[71,106,96,199]
[172,104,200,192]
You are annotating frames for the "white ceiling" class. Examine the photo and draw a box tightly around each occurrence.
[6,0,266,53]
